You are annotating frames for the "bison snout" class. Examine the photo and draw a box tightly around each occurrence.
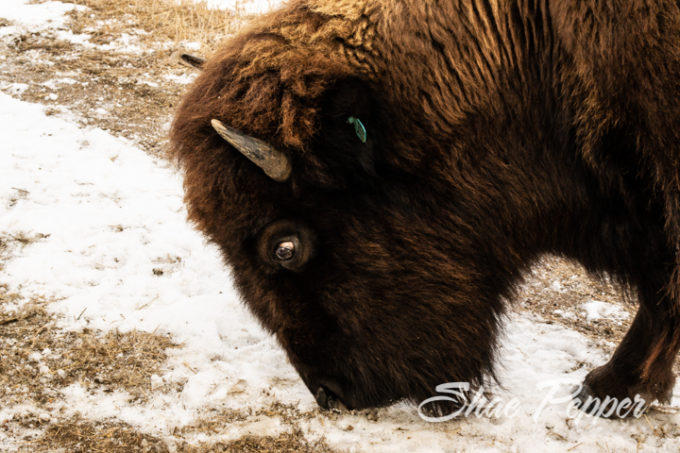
[290,357,354,410]
[299,372,351,411]
[314,382,349,411]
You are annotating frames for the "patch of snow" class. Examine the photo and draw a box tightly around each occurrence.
[180,41,202,51]
[97,32,144,53]
[164,73,198,85]
[0,25,21,38]
[553,309,576,320]
[0,0,85,31]
[41,78,79,90]
[54,29,94,47]
[138,79,160,88]
[550,280,564,292]
[0,82,29,95]
[581,300,630,322]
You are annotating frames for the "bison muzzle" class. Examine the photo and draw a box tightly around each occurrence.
[170,0,680,415]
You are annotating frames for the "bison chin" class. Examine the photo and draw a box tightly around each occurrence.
[294,367,409,411]
[292,357,491,413]
[279,325,496,412]
[291,363,391,411]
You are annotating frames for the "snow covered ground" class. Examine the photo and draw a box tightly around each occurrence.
[2,0,680,451]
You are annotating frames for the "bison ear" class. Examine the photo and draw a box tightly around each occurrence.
[347,117,368,144]
[310,79,380,183]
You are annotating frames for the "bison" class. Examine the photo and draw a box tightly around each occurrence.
[170,0,680,414]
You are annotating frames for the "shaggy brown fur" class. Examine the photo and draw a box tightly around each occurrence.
[170,0,680,413]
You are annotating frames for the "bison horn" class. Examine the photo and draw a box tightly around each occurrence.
[211,119,292,182]
[179,53,205,70]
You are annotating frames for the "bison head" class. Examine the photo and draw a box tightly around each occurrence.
[170,1,567,410]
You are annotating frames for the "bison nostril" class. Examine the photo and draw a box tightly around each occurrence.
[315,385,349,411]
[315,386,330,409]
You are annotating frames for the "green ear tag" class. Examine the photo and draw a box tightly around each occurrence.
[347,117,367,144]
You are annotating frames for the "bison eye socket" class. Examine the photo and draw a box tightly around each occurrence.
[257,220,316,271]
[274,240,296,261]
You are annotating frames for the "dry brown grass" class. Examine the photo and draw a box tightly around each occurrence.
[65,0,243,51]
[188,430,339,453]
[0,292,177,408]
[0,280,339,452]
[0,32,185,155]
[1,0,258,156]
[15,415,171,453]
[172,403,343,452]
[0,288,183,451]
[177,402,317,436]
[11,415,338,453]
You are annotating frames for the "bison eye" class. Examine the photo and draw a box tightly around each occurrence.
[274,240,296,261]
[257,220,316,271]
